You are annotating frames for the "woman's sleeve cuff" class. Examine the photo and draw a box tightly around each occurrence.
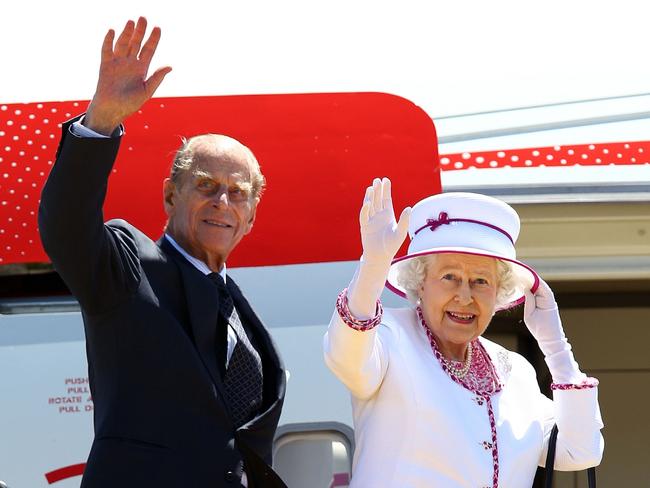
[335,287,383,331]
[551,377,599,391]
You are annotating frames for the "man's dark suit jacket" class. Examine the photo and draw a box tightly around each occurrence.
[38,118,287,487]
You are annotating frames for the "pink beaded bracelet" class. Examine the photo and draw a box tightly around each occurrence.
[335,288,383,331]
[551,377,599,391]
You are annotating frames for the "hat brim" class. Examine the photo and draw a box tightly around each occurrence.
[386,248,540,310]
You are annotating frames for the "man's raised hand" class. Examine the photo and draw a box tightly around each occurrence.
[84,17,172,136]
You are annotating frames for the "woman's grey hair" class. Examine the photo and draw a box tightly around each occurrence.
[396,254,519,310]
[170,134,266,200]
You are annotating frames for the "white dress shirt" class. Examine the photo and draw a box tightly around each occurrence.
[163,234,238,365]
[324,307,604,488]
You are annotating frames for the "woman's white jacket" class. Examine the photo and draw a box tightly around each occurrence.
[323,307,604,488]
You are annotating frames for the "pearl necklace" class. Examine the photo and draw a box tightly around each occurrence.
[441,341,473,379]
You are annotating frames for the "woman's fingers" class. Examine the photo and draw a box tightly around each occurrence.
[372,178,382,211]
[362,185,374,219]
[381,178,393,212]
[523,288,536,319]
[363,177,402,225]
[395,206,411,239]
[533,278,557,310]
[359,200,371,226]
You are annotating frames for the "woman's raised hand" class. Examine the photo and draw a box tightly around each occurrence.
[359,178,411,266]
[84,17,172,136]
[522,278,563,341]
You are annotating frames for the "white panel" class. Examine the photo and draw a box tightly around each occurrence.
[0,341,91,488]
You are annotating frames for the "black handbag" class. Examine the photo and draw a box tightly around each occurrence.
[544,424,597,488]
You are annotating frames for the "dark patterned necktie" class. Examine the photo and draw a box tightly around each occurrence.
[208,273,264,427]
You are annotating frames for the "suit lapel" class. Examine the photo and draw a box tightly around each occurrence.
[158,237,225,396]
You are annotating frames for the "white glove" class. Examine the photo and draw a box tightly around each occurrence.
[347,178,410,319]
[523,278,586,384]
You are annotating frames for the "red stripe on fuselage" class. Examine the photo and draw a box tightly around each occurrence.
[45,463,85,484]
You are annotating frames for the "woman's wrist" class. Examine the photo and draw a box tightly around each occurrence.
[336,288,383,331]
[346,258,391,318]
[545,348,587,385]
[358,254,393,275]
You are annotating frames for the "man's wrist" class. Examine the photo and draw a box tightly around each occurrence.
[83,103,124,136]
[72,118,124,139]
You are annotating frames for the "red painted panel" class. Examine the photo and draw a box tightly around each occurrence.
[0,93,440,266]
[45,463,85,484]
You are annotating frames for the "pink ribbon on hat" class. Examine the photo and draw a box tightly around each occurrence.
[414,211,514,244]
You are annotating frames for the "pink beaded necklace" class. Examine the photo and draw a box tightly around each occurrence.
[417,306,503,488]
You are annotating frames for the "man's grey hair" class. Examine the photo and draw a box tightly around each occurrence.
[396,254,519,310]
[170,134,266,200]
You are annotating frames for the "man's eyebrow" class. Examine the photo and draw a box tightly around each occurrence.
[232,181,253,190]
[191,169,212,179]
[190,171,253,191]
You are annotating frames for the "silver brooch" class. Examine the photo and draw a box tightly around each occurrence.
[497,350,512,377]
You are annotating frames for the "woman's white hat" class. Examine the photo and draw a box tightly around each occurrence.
[386,192,539,309]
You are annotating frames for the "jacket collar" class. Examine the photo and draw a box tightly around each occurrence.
[163,234,228,280]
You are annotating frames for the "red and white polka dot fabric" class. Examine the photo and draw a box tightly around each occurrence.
[0,101,81,264]
[440,142,650,170]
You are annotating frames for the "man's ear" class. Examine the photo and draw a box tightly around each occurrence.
[244,200,258,234]
[163,178,175,215]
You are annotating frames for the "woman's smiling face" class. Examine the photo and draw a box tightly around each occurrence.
[418,253,498,360]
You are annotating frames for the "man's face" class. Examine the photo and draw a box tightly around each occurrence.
[163,137,258,270]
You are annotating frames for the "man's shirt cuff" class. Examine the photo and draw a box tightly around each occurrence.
[70,120,124,138]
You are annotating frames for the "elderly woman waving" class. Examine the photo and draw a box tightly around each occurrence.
[323,178,603,488]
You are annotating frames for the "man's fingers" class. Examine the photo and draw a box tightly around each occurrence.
[114,19,135,57]
[100,29,115,63]
[128,17,148,58]
[144,66,172,98]
[138,26,162,65]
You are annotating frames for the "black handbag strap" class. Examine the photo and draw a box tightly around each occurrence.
[544,424,559,488]
[545,424,596,488]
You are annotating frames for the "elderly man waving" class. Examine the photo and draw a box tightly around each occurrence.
[39,17,286,488]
